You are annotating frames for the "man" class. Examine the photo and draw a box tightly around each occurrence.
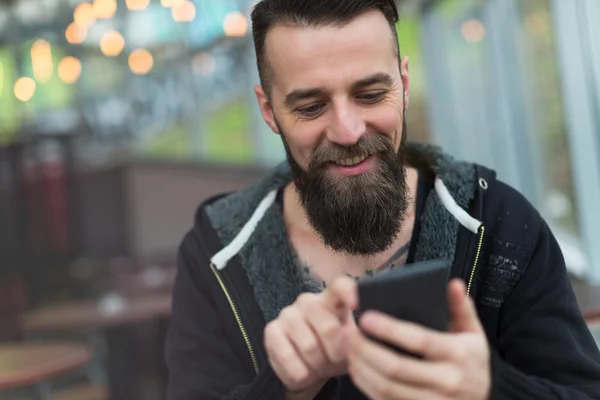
[165,0,600,398]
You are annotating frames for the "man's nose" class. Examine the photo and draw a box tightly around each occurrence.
[325,101,367,147]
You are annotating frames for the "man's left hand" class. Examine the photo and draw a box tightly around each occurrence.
[344,279,491,400]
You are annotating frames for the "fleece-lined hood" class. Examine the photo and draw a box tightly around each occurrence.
[204,142,484,323]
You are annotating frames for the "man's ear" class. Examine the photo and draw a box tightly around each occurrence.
[400,56,410,109]
[254,85,280,135]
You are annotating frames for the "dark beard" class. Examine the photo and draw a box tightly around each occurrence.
[281,119,410,256]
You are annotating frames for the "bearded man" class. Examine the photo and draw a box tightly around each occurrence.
[165,0,600,399]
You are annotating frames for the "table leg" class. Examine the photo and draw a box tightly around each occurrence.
[105,326,137,400]
[85,330,109,386]
[32,380,52,400]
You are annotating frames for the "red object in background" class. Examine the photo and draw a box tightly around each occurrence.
[22,142,73,256]
[0,274,27,341]
[39,159,71,255]
[22,154,45,254]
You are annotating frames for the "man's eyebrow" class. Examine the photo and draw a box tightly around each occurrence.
[284,88,324,109]
[352,72,394,89]
[283,73,394,109]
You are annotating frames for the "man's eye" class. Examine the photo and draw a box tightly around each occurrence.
[358,92,385,102]
[297,104,325,117]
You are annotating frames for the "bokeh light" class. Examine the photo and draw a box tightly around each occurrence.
[126,0,150,11]
[65,22,88,44]
[461,19,485,43]
[92,0,117,19]
[58,56,82,84]
[14,77,36,102]
[74,2,96,27]
[31,39,53,83]
[100,30,125,57]
[223,12,248,37]
[128,49,154,75]
[171,1,195,22]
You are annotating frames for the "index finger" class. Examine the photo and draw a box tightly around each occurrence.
[322,276,358,316]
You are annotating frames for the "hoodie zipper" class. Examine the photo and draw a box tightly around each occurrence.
[467,225,485,297]
[210,263,260,375]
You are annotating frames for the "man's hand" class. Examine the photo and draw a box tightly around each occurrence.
[264,277,359,398]
[345,279,491,400]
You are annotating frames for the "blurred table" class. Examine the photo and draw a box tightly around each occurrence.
[21,294,171,334]
[20,295,171,400]
[50,383,109,400]
[69,257,176,300]
[107,267,176,298]
[0,342,91,391]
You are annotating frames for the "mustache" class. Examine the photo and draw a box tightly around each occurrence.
[309,135,395,168]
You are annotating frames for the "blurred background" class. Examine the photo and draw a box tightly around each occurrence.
[0,0,599,398]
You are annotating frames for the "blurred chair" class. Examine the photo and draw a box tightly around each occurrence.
[0,142,29,342]
[50,383,109,400]
[0,273,27,342]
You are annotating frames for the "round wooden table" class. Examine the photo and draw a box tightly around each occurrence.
[20,295,172,400]
[0,342,92,391]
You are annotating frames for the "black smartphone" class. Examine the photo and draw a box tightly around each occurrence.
[356,259,452,354]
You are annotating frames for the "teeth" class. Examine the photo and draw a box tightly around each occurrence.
[333,155,367,166]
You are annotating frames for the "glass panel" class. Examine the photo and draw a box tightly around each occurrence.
[433,3,496,167]
[585,0,600,146]
[396,12,431,144]
[515,0,580,234]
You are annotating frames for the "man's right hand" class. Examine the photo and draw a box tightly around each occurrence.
[264,277,358,397]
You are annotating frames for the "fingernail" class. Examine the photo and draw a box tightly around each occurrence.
[360,310,384,329]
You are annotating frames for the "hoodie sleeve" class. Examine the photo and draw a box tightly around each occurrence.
[491,221,600,399]
[164,231,285,400]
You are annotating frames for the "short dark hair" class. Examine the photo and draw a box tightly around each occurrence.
[251,0,400,98]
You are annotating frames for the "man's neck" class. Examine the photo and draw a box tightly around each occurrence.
[283,167,420,280]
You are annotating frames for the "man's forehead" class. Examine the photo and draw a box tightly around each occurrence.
[264,12,399,94]
[264,10,395,55]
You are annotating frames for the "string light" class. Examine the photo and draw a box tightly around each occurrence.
[74,2,96,27]
[0,65,4,100]
[65,22,87,44]
[58,56,82,84]
[126,0,150,11]
[92,0,117,19]
[31,39,54,83]
[171,1,195,22]
[161,0,184,9]
[461,19,485,43]
[99,30,125,57]
[223,11,248,37]
[128,49,153,75]
[14,77,36,102]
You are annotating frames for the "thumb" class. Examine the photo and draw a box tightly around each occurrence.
[448,279,483,333]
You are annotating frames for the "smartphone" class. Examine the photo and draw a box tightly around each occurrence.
[356,259,452,354]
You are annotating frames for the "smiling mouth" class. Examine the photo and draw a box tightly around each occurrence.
[329,154,368,166]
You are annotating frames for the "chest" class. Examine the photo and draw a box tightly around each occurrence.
[288,226,414,289]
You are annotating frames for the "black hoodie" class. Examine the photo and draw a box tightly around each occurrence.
[165,143,600,399]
